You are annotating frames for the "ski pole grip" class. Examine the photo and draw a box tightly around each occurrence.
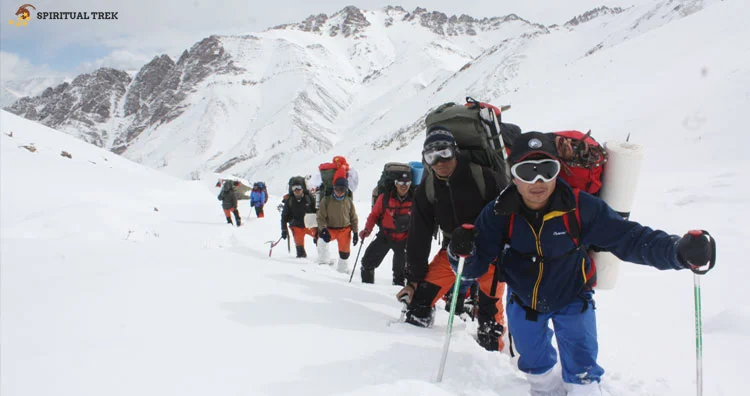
[689,230,716,275]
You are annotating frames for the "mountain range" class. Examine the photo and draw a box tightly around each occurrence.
[2,0,724,185]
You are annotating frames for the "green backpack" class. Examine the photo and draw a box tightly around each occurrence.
[318,168,353,198]
[371,162,413,207]
[423,97,519,204]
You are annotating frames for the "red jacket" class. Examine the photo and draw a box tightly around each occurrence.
[365,190,414,241]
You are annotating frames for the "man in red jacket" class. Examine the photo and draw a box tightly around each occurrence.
[359,172,414,285]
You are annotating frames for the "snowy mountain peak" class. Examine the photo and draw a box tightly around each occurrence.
[2,0,735,185]
[124,54,175,117]
[270,5,372,37]
[563,6,625,28]
[328,6,371,37]
[270,5,538,38]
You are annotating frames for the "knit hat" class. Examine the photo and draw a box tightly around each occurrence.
[333,177,348,188]
[508,132,558,164]
[395,171,413,182]
[423,128,456,151]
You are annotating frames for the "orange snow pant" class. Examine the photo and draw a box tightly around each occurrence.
[290,226,317,247]
[420,249,506,351]
[328,227,352,254]
[223,208,237,217]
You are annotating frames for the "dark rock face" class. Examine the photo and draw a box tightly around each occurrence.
[328,6,371,37]
[5,68,131,146]
[124,55,175,117]
[564,6,624,27]
[5,35,244,153]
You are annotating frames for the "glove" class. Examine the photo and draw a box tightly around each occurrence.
[677,230,712,268]
[396,283,417,304]
[477,319,505,351]
[319,228,331,243]
[450,224,478,257]
[352,232,359,246]
[281,228,288,240]
[359,229,371,239]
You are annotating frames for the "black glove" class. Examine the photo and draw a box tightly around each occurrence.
[450,224,478,257]
[352,232,359,246]
[677,230,712,269]
[319,228,331,243]
[444,289,466,315]
[477,319,505,352]
[281,228,288,240]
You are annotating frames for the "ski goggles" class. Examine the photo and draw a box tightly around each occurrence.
[291,185,303,192]
[394,180,412,187]
[510,159,561,183]
[422,146,456,166]
[333,186,348,194]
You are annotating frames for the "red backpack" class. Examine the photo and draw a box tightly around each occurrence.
[553,130,607,195]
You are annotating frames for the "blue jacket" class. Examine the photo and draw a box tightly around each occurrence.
[250,190,267,207]
[451,181,684,313]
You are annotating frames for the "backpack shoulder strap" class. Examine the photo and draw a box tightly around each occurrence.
[506,213,515,241]
[562,188,582,246]
[425,173,436,204]
[469,162,486,201]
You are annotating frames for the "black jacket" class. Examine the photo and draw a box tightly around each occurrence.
[218,186,239,210]
[281,192,316,230]
[406,157,505,283]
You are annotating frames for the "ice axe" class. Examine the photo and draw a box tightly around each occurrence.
[265,237,283,257]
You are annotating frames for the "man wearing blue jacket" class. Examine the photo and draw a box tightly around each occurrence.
[447,132,715,396]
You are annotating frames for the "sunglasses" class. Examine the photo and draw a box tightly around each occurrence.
[394,180,412,187]
[291,185,303,192]
[511,159,561,184]
[422,147,455,165]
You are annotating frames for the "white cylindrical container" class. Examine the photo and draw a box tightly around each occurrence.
[592,141,644,289]
[304,213,318,229]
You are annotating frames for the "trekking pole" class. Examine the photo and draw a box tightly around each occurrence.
[687,230,716,396]
[693,271,704,396]
[287,225,291,253]
[436,255,466,383]
[266,237,283,257]
[349,235,366,283]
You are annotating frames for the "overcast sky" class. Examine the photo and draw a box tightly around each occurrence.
[0,0,651,81]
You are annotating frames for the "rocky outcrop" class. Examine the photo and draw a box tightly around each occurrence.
[123,55,175,117]
[113,36,244,153]
[564,6,625,28]
[4,68,131,146]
